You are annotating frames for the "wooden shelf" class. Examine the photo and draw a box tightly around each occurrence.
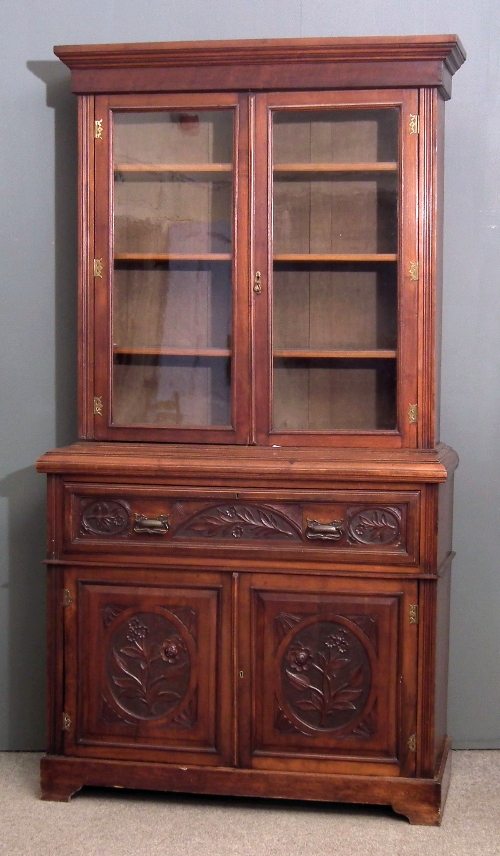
[273,254,397,263]
[115,253,232,262]
[114,347,231,357]
[274,349,397,359]
[273,162,398,173]
[114,163,232,173]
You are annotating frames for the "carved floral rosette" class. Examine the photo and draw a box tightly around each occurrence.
[101,605,197,726]
[275,613,377,738]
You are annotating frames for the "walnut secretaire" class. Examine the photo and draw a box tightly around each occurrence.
[37,35,465,824]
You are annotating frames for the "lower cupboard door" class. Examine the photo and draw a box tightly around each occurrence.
[238,573,418,777]
[62,566,233,766]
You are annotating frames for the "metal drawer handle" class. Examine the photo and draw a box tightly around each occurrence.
[133,514,170,535]
[305,518,343,541]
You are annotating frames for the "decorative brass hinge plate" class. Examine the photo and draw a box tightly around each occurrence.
[409,604,419,625]
[94,119,103,139]
[409,114,420,135]
[408,733,417,752]
[408,404,418,425]
[62,589,73,608]
[409,261,419,282]
[93,258,103,278]
[94,396,103,416]
[62,712,71,731]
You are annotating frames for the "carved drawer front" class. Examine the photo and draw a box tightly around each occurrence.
[62,566,233,766]
[239,573,418,778]
[64,483,419,566]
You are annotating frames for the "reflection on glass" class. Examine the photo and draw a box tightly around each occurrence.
[272,108,399,432]
[111,110,234,428]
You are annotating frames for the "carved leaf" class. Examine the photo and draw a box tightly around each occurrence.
[119,645,145,659]
[113,650,143,686]
[176,504,300,541]
[285,669,312,691]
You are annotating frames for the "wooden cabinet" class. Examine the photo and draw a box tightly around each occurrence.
[37,35,465,824]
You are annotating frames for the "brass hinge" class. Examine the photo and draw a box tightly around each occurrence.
[409,114,420,135]
[409,604,419,625]
[94,119,103,140]
[93,258,103,278]
[408,733,417,752]
[409,261,419,282]
[94,396,103,416]
[62,712,72,731]
[408,404,418,425]
[62,589,73,608]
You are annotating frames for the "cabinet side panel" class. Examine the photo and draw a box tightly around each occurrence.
[434,559,451,768]
[78,96,95,438]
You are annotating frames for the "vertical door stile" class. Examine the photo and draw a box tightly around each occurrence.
[231,572,240,766]
[398,90,420,448]
[252,94,272,444]
[92,95,111,439]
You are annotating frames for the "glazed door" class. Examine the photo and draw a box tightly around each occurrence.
[253,90,419,447]
[92,93,250,442]
[62,566,233,766]
[238,573,418,777]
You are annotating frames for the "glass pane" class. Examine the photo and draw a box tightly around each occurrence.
[272,108,399,432]
[111,110,234,428]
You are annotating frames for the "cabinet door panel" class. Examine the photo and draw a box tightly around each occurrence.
[63,567,233,766]
[239,574,417,776]
[253,90,419,447]
[93,93,250,444]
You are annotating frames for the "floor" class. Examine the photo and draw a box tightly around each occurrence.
[0,751,499,855]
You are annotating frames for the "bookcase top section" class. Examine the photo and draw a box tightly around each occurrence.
[54,35,466,99]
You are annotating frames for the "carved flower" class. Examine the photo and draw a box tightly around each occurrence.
[232,525,244,538]
[286,643,313,671]
[126,618,148,643]
[325,631,349,654]
[160,636,186,663]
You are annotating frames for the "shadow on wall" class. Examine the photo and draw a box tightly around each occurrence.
[28,59,78,450]
[0,468,47,748]
[0,61,79,749]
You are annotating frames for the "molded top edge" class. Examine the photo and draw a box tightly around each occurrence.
[53,34,466,74]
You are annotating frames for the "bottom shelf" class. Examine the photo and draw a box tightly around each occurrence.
[273,357,397,431]
[113,354,232,427]
[40,738,451,826]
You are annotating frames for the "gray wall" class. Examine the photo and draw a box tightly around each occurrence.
[0,0,498,750]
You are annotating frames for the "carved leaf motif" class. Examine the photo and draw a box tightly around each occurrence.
[347,507,401,546]
[274,612,303,645]
[175,504,301,541]
[102,604,126,629]
[81,499,129,536]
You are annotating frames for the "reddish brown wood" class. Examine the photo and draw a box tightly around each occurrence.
[40,738,452,824]
[39,36,463,824]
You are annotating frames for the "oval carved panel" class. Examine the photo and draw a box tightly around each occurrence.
[347,506,401,546]
[103,609,197,724]
[275,615,376,736]
[81,499,130,536]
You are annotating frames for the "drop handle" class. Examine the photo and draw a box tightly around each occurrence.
[253,271,262,293]
[305,518,344,541]
[133,514,170,535]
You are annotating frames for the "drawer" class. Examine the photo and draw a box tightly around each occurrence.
[63,483,420,566]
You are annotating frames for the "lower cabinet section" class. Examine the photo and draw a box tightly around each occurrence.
[49,564,430,817]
